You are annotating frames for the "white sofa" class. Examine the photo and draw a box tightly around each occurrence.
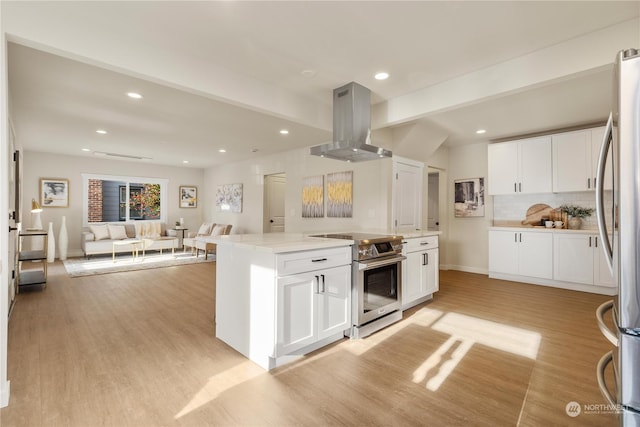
[82,222,178,258]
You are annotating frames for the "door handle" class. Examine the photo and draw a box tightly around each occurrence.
[8,226,18,232]
[596,112,614,273]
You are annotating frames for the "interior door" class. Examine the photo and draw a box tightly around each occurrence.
[8,128,19,315]
[393,158,423,230]
[427,172,439,230]
[264,173,286,233]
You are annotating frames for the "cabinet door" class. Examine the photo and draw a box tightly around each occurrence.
[518,232,553,279]
[553,233,593,284]
[488,231,519,275]
[591,127,613,191]
[403,251,424,304]
[276,273,316,356]
[552,130,591,192]
[488,142,518,195]
[424,248,439,295]
[519,136,552,194]
[317,265,351,340]
[594,235,615,288]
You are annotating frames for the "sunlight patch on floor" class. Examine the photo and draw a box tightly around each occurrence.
[174,361,264,420]
[412,312,541,391]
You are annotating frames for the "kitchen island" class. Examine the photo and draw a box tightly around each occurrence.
[201,233,354,370]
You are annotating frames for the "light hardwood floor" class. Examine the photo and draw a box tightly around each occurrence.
[1,262,617,426]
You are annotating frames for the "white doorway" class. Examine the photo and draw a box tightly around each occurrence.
[264,173,286,233]
[427,171,440,230]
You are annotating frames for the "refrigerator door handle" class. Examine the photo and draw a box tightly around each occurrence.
[596,111,614,273]
[597,351,617,407]
[596,300,618,346]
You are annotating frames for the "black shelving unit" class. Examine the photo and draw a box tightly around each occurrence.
[17,230,48,292]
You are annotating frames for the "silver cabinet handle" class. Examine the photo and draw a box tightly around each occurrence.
[596,112,614,274]
[596,351,617,406]
[596,300,618,346]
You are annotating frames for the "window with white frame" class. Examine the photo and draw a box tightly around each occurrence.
[82,174,168,225]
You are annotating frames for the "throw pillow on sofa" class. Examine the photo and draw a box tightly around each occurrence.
[108,224,128,240]
[197,223,213,235]
[89,224,110,241]
[210,224,227,236]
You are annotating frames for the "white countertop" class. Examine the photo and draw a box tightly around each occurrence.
[489,225,599,234]
[199,233,354,253]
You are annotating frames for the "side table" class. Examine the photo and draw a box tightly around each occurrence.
[172,227,188,250]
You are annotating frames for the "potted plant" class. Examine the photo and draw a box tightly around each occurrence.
[559,204,594,229]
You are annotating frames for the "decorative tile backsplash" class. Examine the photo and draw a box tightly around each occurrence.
[493,191,613,229]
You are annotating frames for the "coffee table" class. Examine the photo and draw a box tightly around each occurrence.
[112,239,145,262]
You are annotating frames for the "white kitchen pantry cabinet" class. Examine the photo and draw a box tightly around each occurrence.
[276,264,351,356]
[553,233,614,288]
[402,236,439,310]
[488,230,552,279]
[552,126,612,192]
[487,136,552,195]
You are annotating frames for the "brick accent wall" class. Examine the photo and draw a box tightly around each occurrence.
[88,179,103,222]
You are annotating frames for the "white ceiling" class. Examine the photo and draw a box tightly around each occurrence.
[5,1,639,168]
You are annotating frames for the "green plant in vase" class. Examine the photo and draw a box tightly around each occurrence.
[559,204,594,230]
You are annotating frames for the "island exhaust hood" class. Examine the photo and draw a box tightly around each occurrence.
[309,82,392,162]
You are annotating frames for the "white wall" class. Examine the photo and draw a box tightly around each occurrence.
[22,151,204,257]
[444,143,492,274]
[203,147,393,234]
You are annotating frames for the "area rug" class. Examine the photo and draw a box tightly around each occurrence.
[63,252,215,277]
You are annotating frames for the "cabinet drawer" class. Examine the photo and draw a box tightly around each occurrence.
[403,236,439,253]
[277,246,352,276]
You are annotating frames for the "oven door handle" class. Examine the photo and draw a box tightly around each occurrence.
[358,256,406,270]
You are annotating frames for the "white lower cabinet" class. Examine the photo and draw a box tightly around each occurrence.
[489,230,552,279]
[276,264,350,357]
[553,233,614,288]
[402,236,439,310]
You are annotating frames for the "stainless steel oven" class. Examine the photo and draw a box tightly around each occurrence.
[311,232,405,339]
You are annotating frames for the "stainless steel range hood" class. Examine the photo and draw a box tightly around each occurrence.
[309,82,392,162]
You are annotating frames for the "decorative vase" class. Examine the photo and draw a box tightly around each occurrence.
[568,216,582,230]
[47,222,56,263]
[59,215,68,261]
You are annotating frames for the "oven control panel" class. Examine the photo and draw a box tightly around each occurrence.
[356,237,404,260]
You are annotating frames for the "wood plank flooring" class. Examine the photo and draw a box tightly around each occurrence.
[1,263,617,426]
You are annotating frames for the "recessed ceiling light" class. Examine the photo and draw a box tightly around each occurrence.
[182,160,189,164]
[96,129,107,134]
[374,72,389,80]
[81,148,91,152]
[476,129,487,134]
[218,149,226,153]
[280,129,289,135]
[301,69,317,78]
[127,92,143,99]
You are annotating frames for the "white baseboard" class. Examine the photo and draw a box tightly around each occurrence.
[0,380,10,408]
[488,272,617,296]
[441,265,488,275]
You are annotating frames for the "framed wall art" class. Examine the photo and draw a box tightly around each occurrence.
[179,185,197,208]
[40,178,69,208]
[302,175,324,218]
[454,177,485,217]
[326,171,353,218]
[216,183,243,213]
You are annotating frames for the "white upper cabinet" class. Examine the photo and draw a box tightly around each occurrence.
[552,126,612,192]
[488,136,552,195]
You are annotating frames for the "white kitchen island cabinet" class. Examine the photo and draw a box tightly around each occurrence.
[211,233,353,370]
[402,235,439,310]
[487,136,552,195]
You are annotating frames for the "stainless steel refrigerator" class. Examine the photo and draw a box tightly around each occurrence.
[596,48,640,425]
